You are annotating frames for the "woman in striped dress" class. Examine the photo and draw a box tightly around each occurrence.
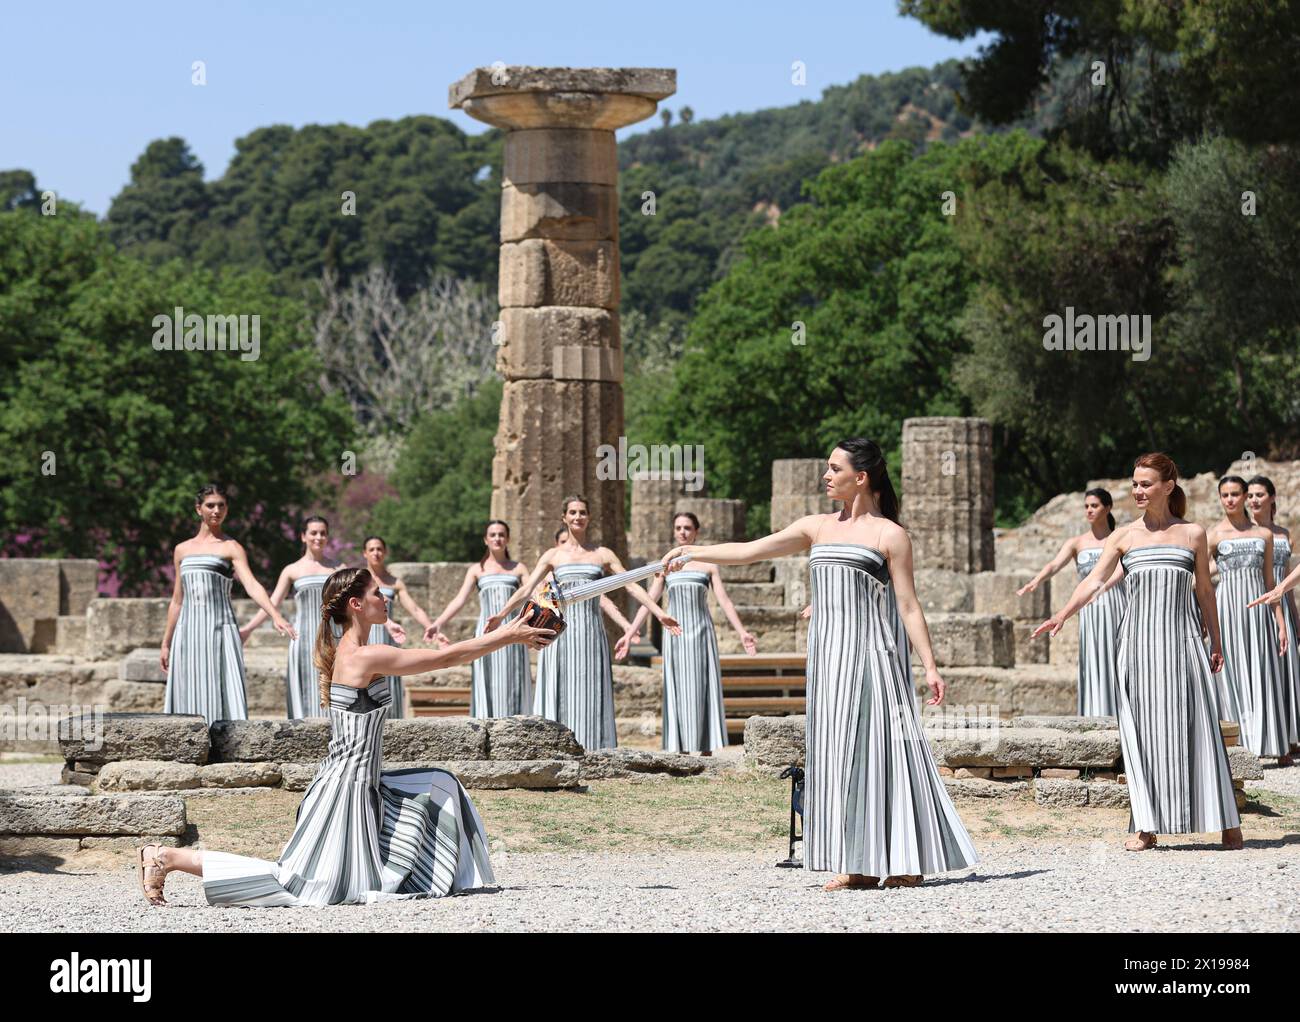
[361,536,437,719]
[621,512,756,755]
[1034,453,1243,851]
[1017,488,1127,715]
[663,439,978,890]
[431,521,534,717]
[136,567,556,907]
[1209,476,1291,763]
[240,516,351,718]
[161,484,294,725]
[1247,476,1300,754]
[488,495,680,751]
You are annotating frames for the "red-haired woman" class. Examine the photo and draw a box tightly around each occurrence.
[1035,454,1242,851]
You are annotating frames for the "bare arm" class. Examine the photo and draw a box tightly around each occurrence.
[1097,564,1126,596]
[1018,537,1077,595]
[392,578,434,632]
[882,526,944,703]
[232,546,295,639]
[600,595,635,632]
[662,516,816,567]
[1261,532,1288,653]
[625,575,665,635]
[1033,529,1126,635]
[242,564,292,634]
[357,615,551,676]
[431,566,478,633]
[711,568,756,653]
[159,549,185,672]
[1191,527,1224,663]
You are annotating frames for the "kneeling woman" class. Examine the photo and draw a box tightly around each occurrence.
[137,567,554,907]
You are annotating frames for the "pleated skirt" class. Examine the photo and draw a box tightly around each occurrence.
[1078,583,1126,716]
[1216,569,1289,756]
[662,575,726,753]
[472,577,533,717]
[164,559,248,725]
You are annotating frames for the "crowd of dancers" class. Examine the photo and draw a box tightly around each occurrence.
[140,445,1300,906]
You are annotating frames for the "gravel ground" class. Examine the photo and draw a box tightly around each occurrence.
[0,843,1296,932]
[2,757,1297,933]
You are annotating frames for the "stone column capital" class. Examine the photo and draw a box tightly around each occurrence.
[449,66,676,130]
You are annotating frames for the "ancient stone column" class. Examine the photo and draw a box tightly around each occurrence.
[901,417,995,572]
[628,475,746,563]
[450,67,676,565]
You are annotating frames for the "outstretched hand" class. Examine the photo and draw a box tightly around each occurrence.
[1246,588,1282,610]
[1030,616,1063,639]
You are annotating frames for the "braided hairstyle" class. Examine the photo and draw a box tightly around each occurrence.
[313,567,372,710]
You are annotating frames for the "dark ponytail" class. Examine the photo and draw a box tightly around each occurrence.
[837,438,900,524]
[1085,487,1116,533]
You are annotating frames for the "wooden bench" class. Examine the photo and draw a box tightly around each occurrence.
[653,652,807,740]
[407,686,471,718]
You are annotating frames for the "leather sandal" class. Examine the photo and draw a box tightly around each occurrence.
[1123,832,1157,851]
[138,845,168,906]
[882,874,923,888]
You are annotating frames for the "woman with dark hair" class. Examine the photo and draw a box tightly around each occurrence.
[241,515,350,718]
[431,520,534,717]
[488,495,681,751]
[1034,453,1242,851]
[136,567,555,907]
[1209,476,1290,762]
[1017,488,1127,715]
[1247,476,1300,754]
[161,484,294,724]
[360,535,438,719]
[663,440,977,890]
[622,511,757,756]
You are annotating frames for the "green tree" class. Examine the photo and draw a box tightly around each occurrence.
[0,212,356,592]
[370,378,501,561]
[105,138,211,261]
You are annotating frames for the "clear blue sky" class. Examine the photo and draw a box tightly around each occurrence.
[1,0,988,216]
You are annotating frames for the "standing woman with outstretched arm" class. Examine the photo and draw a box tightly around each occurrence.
[487,494,681,751]
[1247,476,1300,755]
[161,484,295,725]
[430,520,534,717]
[137,567,555,907]
[1207,475,1290,763]
[1033,453,1242,852]
[361,535,438,719]
[240,515,348,718]
[1017,488,1127,715]
[662,439,978,891]
[622,511,756,756]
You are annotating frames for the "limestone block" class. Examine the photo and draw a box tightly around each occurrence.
[59,712,209,767]
[209,719,330,763]
[500,239,619,309]
[974,571,1050,619]
[0,794,186,836]
[59,560,100,616]
[199,762,282,788]
[381,719,489,761]
[95,761,201,791]
[85,599,171,659]
[0,559,61,653]
[742,714,806,771]
[484,715,583,761]
[501,181,618,242]
[1033,778,1089,807]
[925,613,1015,668]
[931,726,1122,769]
[580,748,728,780]
[502,128,618,187]
[496,306,618,381]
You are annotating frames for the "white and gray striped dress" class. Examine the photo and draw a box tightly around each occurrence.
[1075,547,1127,716]
[201,677,493,906]
[286,574,330,719]
[472,573,532,717]
[164,555,248,724]
[804,543,978,877]
[662,570,726,753]
[1118,545,1240,834]
[367,585,404,719]
[533,563,616,751]
[1215,537,1288,757]
[1273,537,1300,748]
